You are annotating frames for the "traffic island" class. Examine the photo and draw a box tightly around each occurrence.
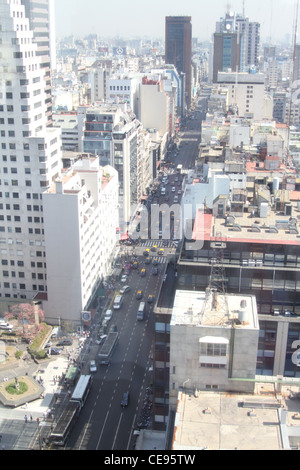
[0,375,44,408]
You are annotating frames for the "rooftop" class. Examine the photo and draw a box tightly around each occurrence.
[172,381,300,450]
[171,290,258,329]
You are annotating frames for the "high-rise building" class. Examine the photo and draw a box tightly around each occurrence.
[165,16,192,109]
[213,12,260,83]
[0,0,62,305]
[20,0,56,125]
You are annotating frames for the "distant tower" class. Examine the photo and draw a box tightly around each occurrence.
[165,16,192,109]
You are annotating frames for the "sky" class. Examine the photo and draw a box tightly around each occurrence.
[54,0,298,44]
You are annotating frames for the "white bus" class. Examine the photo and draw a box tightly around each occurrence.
[113,295,123,310]
[70,374,93,408]
[137,302,145,321]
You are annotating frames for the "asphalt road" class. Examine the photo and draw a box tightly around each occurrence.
[66,251,163,450]
[65,100,205,451]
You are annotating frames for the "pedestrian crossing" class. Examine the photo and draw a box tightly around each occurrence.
[140,240,177,248]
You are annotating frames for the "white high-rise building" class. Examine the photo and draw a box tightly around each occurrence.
[0,0,62,306]
[43,159,119,326]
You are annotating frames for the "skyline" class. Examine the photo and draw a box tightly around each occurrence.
[54,0,298,44]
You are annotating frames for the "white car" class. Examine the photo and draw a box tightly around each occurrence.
[120,285,131,294]
[121,275,127,283]
[171,186,175,192]
[89,360,97,373]
[0,321,13,331]
[104,309,112,321]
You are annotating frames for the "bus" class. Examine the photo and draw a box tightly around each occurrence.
[70,374,93,408]
[137,302,145,321]
[113,295,123,310]
[50,375,92,446]
[176,164,182,174]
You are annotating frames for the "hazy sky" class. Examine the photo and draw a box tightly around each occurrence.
[54,0,298,43]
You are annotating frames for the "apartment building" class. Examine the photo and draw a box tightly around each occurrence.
[21,0,56,124]
[81,104,145,227]
[217,72,272,120]
[0,0,62,310]
[169,290,259,408]
[43,158,119,326]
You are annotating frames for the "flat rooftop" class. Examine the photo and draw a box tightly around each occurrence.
[172,380,300,450]
[171,290,258,329]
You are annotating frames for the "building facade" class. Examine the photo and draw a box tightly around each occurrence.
[43,158,119,326]
[0,0,62,311]
[165,16,192,108]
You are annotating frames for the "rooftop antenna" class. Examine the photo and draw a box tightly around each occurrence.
[242,0,245,17]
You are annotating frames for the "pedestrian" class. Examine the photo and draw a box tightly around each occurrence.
[30,414,33,422]
[24,415,27,423]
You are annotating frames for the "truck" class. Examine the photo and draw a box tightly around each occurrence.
[98,331,118,364]
[137,302,145,321]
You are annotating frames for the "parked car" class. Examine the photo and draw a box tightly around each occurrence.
[57,339,73,346]
[121,392,130,407]
[50,347,62,355]
[96,334,107,345]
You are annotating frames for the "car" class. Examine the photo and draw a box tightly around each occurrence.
[152,257,159,265]
[145,257,151,264]
[56,339,73,346]
[147,294,154,303]
[99,359,110,366]
[96,334,107,345]
[89,360,97,373]
[143,249,150,256]
[110,324,117,332]
[132,261,138,269]
[136,290,143,300]
[121,392,129,407]
[178,190,182,195]
[158,249,164,256]
[120,285,131,294]
[141,268,146,277]
[121,275,127,283]
[104,309,113,321]
[172,186,176,192]
[163,274,167,282]
[165,196,169,202]
[152,267,159,276]
[50,347,62,355]
[151,245,157,252]
[0,321,13,331]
